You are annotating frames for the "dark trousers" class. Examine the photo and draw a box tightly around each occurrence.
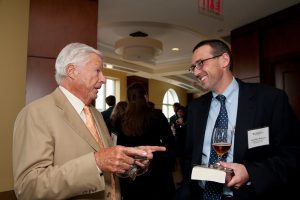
[175,181,239,200]
[175,181,202,200]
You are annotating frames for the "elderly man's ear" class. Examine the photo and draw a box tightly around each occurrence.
[66,64,78,79]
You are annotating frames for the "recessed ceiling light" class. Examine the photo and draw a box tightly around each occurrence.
[105,63,113,69]
[172,47,180,51]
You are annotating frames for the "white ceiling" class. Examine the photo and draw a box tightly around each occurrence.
[98,0,300,93]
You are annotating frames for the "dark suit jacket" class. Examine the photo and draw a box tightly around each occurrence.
[102,106,114,132]
[186,79,300,200]
[102,106,114,123]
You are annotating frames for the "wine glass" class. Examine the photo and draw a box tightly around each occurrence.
[115,155,148,180]
[211,128,234,167]
[116,164,139,180]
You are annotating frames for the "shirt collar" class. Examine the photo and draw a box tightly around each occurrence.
[59,86,85,115]
[212,77,238,104]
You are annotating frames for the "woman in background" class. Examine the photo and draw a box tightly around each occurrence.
[109,101,128,145]
[172,106,188,185]
[113,83,176,200]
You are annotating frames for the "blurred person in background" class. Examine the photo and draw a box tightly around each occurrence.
[110,101,128,145]
[112,83,176,200]
[172,105,188,186]
[102,95,116,133]
[169,102,181,126]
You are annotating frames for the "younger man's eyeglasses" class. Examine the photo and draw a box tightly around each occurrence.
[188,54,223,73]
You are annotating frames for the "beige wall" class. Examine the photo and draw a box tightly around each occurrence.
[0,0,30,192]
[103,68,127,101]
[100,68,187,109]
[102,69,188,109]
[149,79,187,109]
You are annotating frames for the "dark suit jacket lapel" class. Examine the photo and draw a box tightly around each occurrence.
[52,88,100,151]
[192,92,212,165]
[234,81,256,162]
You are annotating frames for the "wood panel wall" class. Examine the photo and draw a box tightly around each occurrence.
[231,3,300,120]
[26,0,98,104]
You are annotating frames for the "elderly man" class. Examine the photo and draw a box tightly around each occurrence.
[13,43,165,200]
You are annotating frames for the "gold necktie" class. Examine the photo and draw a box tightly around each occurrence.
[83,106,116,200]
[83,106,104,148]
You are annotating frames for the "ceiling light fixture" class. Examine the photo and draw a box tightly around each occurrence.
[105,63,113,69]
[114,31,163,61]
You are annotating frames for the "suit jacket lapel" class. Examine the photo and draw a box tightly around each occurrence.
[234,81,256,162]
[52,88,100,151]
[192,92,212,165]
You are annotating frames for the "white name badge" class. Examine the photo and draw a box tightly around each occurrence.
[247,127,269,149]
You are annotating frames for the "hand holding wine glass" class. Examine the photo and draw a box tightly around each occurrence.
[115,155,148,180]
[211,128,234,167]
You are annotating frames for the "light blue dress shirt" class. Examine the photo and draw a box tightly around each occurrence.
[199,77,239,195]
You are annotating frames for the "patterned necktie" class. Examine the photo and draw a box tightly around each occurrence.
[203,95,228,200]
[83,106,104,148]
[83,106,116,200]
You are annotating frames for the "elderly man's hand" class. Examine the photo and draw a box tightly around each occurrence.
[94,145,166,174]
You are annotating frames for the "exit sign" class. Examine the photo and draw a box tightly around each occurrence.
[198,0,223,17]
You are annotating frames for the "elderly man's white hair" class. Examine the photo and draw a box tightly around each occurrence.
[55,43,103,85]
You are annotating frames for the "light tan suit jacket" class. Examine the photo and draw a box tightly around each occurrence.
[13,88,120,200]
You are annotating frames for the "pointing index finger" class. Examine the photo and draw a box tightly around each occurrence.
[122,146,148,157]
